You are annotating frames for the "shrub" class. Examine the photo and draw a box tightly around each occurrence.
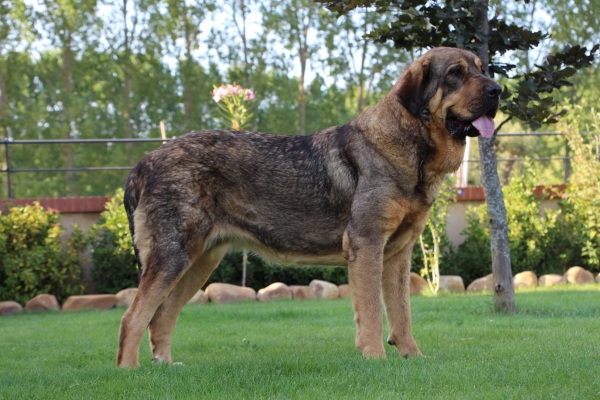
[412,176,456,294]
[446,161,575,285]
[444,206,492,285]
[0,203,85,304]
[560,110,600,271]
[89,189,138,293]
[206,251,348,291]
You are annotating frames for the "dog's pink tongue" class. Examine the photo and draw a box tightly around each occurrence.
[472,115,495,138]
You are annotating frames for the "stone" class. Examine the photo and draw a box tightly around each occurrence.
[596,273,600,284]
[0,301,23,316]
[289,285,317,300]
[115,288,138,308]
[205,283,256,304]
[309,280,339,299]
[24,294,60,312]
[187,289,209,304]
[439,275,465,293]
[257,282,292,301]
[467,274,494,292]
[338,284,351,298]
[539,274,567,287]
[61,294,118,311]
[410,272,427,295]
[563,266,594,285]
[514,271,538,288]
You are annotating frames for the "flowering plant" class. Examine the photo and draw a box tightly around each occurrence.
[212,83,255,130]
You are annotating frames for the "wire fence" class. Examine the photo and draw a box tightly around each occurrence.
[0,132,596,199]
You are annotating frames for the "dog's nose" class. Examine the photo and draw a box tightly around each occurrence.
[485,84,502,98]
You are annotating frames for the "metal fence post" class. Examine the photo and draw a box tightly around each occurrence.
[4,138,13,199]
[3,138,12,198]
[564,138,570,184]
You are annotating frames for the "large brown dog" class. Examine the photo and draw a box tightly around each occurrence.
[117,47,501,367]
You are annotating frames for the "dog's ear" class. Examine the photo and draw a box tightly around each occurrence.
[396,58,430,116]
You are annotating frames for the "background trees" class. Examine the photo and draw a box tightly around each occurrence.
[0,0,597,200]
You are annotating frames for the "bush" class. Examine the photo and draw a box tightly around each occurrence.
[0,203,86,304]
[560,110,600,271]
[89,189,138,294]
[446,161,577,285]
[444,206,492,285]
[206,252,348,291]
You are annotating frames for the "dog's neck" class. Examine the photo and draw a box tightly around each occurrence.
[351,97,466,204]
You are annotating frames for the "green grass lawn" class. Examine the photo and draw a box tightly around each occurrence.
[1,286,600,399]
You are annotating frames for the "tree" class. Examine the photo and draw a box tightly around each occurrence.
[36,0,100,193]
[263,0,329,135]
[0,0,33,196]
[320,9,409,113]
[320,0,598,312]
[158,0,216,132]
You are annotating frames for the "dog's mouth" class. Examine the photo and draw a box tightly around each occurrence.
[446,109,497,140]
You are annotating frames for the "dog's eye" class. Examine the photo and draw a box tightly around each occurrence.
[449,68,463,78]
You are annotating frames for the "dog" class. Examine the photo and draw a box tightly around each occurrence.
[117,47,501,367]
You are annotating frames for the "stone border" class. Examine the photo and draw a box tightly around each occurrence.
[2,266,597,316]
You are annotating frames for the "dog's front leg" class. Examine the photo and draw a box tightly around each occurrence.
[344,229,386,358]
[382,242,422,358]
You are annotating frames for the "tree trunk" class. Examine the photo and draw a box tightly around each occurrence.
[474,0,516,313]
[298,44,307,136]
[122,0,134,165]
[182,7,193,132]
[62,35,74,194]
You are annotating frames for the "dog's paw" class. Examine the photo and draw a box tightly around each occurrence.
[397,344,422,359]
[388,336,422,358]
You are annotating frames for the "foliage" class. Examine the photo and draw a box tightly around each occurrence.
[444,206,492,285]
[447,161,581,284]
[416,176,456,294]
[205,251,348,291]
[560,109,600,270]
[0,202,85,304]
[321,0,598,132]
[89,189,138,293]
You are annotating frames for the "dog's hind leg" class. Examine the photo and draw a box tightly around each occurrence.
[117,242,198,368]
[116,205,207,368]
[148,245,227,364]
[381,242,422,358]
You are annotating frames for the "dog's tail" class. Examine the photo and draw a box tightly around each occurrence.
[124,167,144,282]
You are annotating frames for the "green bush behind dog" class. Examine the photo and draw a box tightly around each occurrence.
[0,203,86,303]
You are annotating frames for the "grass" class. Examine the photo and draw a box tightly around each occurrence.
[1,286,600,399]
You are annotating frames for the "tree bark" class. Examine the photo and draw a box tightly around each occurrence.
[182,6,193,132]
[232,0,250,87]
[473,0,516,313]
[122,0,134,165]
[62,34,74,193]
[298,43,307,136]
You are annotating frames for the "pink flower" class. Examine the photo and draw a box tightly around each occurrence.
[212,83,255,102]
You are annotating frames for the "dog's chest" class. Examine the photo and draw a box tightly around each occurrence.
[384,200,431,256]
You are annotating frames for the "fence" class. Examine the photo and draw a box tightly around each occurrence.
[0,132,594,199]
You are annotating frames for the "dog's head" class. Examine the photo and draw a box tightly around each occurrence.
[396,47,501,139]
